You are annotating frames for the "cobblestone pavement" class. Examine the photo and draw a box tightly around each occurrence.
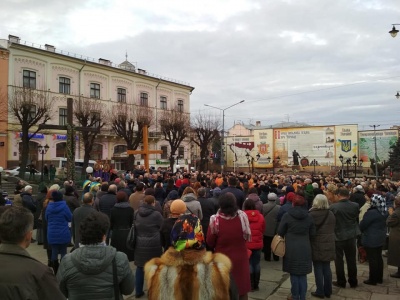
[27,236,400,299]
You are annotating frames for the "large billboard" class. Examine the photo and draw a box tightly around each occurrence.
[253,129,274,168]
[334,125,359,165]
[225,135,255,170]
[273,127,337,167]
[359,129,398,167]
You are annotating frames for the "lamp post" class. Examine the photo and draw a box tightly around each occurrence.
[389,24,400,38]
[345,158,351,178]
[352,154,357,178]
[311,159,317,177]
[339,154,344,179]
[245,152,260,173]
[273,156,280,175]
[0,166,3,187]
[38,144,49,182]
[204,100,245,173]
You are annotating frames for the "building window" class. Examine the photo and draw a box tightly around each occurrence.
[91,143,103,160]
[177,99,184,112]
[59,77,71,94]
[114,145,127,154]
[90,83,100,99]
[23,70,36,89]
[59,108,68,126]
[161,146,168,159]
[140,92,148,106]
[117,88,126,103]
[178,146,184,158]
[91,112,101,128]
[160,96,167,110]
[27,105,36,122]
[56,142,66,157]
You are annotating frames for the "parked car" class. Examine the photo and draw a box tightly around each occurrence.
[4,166,42,180]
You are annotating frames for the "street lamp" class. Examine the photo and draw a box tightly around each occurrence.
[0,166,3,187]
[204,100,245,173]
[395,92,400,99]
[245,152,260,173]
[311,159,317,177]
[345,158,351,178]
[339,154,344,179]
[273,156,280,175]
[389,24,400,38]
[38,144,49,182]
[352,154,357,178]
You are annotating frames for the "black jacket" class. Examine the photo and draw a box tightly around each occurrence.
[330,198,360,241]
[99,192,117,218]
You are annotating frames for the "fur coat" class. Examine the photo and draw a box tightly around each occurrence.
[145,247,232,300]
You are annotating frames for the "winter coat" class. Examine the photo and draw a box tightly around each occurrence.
[57,245,135,300]
[145,248,232,300]
[110,202,135,261]
[387,207,400,267]
[64,194,80,213]
[160,217,178,250]
[329,199,360,241]
[98,192,117,218]
[360,207,387,248]
[0,243,66,300]
[182,193,203,220]
[245,210,265,250]
[262,201,280,237]
[21,192,37,214]
[220,186,246,209]
[154,187,166,206]
[277,206,316,275]
[94,190,107,211]
[45,200,72,245]
[309,208,336,262]
[72,204,95,248]
[198,196,216,238]
[277,202,292,222]
[134,203,163,267]
[245,193,263,213]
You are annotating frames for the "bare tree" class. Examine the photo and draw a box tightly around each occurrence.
[191,112,220,171]
[8,86,52,178]
[110,103,153,168]
[74,98,106,174]
[159,110,190,170]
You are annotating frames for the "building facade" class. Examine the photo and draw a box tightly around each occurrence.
[0,35,194,171]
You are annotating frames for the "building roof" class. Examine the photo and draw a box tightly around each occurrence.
[242,121,310,130]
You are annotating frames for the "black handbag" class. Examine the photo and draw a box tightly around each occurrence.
[126,212,138,250]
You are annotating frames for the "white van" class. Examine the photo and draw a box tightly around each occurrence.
[52,158,96,177]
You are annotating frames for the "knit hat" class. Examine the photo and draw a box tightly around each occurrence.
[170,199,187,216]
[170,214,205,251]
[312,182,319,189]
[286,192,295,202]
[52,191,63,202]
[167,190,179,200]
[371,194,387,216]
[213,187,222,197]
[268,193,278,201]
[24,185,33,192]
[356,185,364,192]
[114,178,121,184]
[286,186,295,194]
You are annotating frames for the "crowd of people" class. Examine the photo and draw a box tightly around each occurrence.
[0,167,400,300]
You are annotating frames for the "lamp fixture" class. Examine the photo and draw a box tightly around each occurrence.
[396,91,400,99]
[389,25,399,38]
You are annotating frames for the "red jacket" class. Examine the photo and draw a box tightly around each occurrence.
[245,210,265,250]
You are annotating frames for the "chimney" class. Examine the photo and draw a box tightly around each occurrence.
[8,35,20,44]
[45,44,56,52]
[256,121,261,127]
[98,58,112,66]
[138,68,147,75]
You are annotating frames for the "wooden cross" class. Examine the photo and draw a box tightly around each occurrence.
[127,125,163,171]
[39,97,99,181]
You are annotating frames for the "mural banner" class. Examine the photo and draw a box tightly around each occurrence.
[334,125,358,165]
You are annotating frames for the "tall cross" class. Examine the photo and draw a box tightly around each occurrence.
[127,125,163,171]
[39,97,99,181]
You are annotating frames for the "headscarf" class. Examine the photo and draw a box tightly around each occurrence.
[209,209,252,241]
[170,214,205,251]
[371,194,387,216]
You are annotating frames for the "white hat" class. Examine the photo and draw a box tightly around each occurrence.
[312,182,319,189]
[24,185,32,191]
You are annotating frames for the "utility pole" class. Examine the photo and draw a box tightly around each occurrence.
[370,125,380,180]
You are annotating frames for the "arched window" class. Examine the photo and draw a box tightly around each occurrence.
[19,141,39,165]
[114,145,127,155]
[56,142,67,157]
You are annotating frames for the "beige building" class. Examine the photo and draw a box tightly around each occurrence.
[0,35,194,171]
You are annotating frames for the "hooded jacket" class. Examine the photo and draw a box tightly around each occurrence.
[45,200,72,245]
[57,245,135,300]
[182,193,203,220]
[278,206,316,275]
[245,210,265,250]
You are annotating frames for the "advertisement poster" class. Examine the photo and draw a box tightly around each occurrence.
[334,125,359,165]
[273,127,337,167]
[225,135,255,170]
[359,130,398,167]
[253,129,274,168]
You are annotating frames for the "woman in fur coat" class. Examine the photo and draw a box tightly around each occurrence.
[145,214,232,300]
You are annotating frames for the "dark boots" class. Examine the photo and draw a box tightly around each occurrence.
[52,260,59,275]
[254,272,260,291]
[250,273,255,291]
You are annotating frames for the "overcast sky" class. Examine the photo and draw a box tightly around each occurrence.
[1,0,400,131]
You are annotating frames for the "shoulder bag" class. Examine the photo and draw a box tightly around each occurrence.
[126,211,138,250]
[271,234,285,257]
